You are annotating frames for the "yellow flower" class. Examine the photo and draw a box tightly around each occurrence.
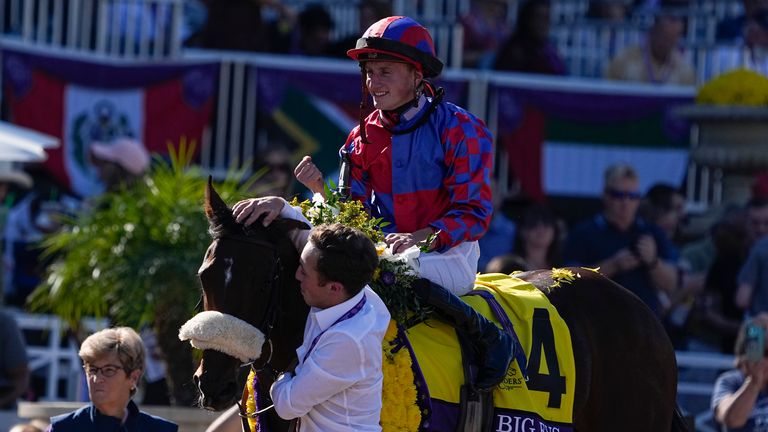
[406,405,422,430]
[245,369,258,432]
[380,322,421,431]
[550,267,576,289]
[697,69,768,106]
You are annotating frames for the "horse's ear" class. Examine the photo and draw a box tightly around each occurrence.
[204,176,228,221]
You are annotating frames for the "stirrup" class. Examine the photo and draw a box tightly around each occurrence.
[457,384,495,432]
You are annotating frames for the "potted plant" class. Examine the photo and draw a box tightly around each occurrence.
[28,142,261,406]
[674,69,768,205]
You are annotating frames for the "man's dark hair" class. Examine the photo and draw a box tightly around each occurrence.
[645,183,682,211]
[308,223,378,297]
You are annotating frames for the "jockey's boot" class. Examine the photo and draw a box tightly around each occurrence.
[412,278,514,391]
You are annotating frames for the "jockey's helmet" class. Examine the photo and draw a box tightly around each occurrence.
[347,16,443,78]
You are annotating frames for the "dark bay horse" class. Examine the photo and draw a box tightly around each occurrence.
[191,181,688,431]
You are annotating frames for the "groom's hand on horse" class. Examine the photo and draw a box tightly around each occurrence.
[294,156,325,195]
[233,196,286,227]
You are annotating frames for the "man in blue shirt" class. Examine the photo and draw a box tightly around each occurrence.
[563,164,677,316]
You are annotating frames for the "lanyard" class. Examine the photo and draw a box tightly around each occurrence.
[302,295,367,363]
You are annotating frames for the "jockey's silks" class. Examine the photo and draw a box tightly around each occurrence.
[341,91,494,253]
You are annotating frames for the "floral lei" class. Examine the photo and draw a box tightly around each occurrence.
[289,187,432,324]
[244,369,260,432]
[243,322,423,432]
[381,321,422,431]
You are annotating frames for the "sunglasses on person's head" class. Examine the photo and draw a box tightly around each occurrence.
[606,188,641,200]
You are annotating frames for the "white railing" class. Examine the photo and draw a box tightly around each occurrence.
[676,351,734,432]
[0,0,752,74]
[553,21,645,78]
[10,310,107,402]
[0,0,184,59]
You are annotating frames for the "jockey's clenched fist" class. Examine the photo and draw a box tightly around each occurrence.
[294,156,325,195]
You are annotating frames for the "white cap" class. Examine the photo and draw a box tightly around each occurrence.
[0,161,32,188]
[90,138,150,175]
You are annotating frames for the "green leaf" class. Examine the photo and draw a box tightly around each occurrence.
[29,140,260,329]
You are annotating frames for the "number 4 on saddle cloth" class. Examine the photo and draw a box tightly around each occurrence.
[396,273,577,431]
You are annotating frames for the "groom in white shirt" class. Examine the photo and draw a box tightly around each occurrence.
[269,223,391,431]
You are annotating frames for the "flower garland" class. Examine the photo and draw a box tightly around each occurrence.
[380,321,422,431]
[242,323,423,431]
[696,69,768,106]
[244,369,259,432]
[290,190,432,324]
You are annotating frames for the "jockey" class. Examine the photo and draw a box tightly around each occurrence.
[293,16,513,391]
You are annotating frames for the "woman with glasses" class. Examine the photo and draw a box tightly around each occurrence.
[48,327,177,431]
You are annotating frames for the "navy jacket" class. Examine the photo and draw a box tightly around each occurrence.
[49,400,177,432]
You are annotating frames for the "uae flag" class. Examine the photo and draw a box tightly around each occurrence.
[494,77,694,200]
[3,48,217,197]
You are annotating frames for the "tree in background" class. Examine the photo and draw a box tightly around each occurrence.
[29,141,264,405]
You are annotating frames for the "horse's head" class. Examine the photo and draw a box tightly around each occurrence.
[186,179,308,411]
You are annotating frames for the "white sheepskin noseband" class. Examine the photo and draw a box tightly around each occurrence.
[178,311,265,363]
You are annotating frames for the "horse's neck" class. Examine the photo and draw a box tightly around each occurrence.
[270,308,308,371]
[269,244,309,373]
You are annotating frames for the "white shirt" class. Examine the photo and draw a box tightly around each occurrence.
[270,287,391,432]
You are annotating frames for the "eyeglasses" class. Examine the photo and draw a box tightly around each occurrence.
[83,364,123,378]
[606,188,641,200]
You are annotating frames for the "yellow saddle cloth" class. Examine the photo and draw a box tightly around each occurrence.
[405,273,576,431]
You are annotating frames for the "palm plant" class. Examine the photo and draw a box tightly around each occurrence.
[29,141,262,406]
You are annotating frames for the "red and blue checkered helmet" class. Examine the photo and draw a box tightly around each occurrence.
[347,16,443,78]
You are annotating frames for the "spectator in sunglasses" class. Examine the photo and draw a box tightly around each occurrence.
[563,163,678,317]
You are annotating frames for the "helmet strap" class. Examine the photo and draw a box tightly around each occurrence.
[390,81,445,137]
[413,80,424,108]
[358,64,370,144]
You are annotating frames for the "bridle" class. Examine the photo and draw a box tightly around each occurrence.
[208,232,288,428]
[212,232,284,345]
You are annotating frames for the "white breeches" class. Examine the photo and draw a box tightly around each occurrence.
[418,241,479,296]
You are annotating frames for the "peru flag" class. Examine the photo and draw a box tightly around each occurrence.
[3,48,217,197]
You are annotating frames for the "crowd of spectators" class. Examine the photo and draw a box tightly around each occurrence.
[177,0,768,84]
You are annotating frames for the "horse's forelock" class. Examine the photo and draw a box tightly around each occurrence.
[207,206,242,238]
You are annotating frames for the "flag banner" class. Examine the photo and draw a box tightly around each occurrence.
[492,77,694,199]
[3,48,217,197]
[255,64,468,177]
